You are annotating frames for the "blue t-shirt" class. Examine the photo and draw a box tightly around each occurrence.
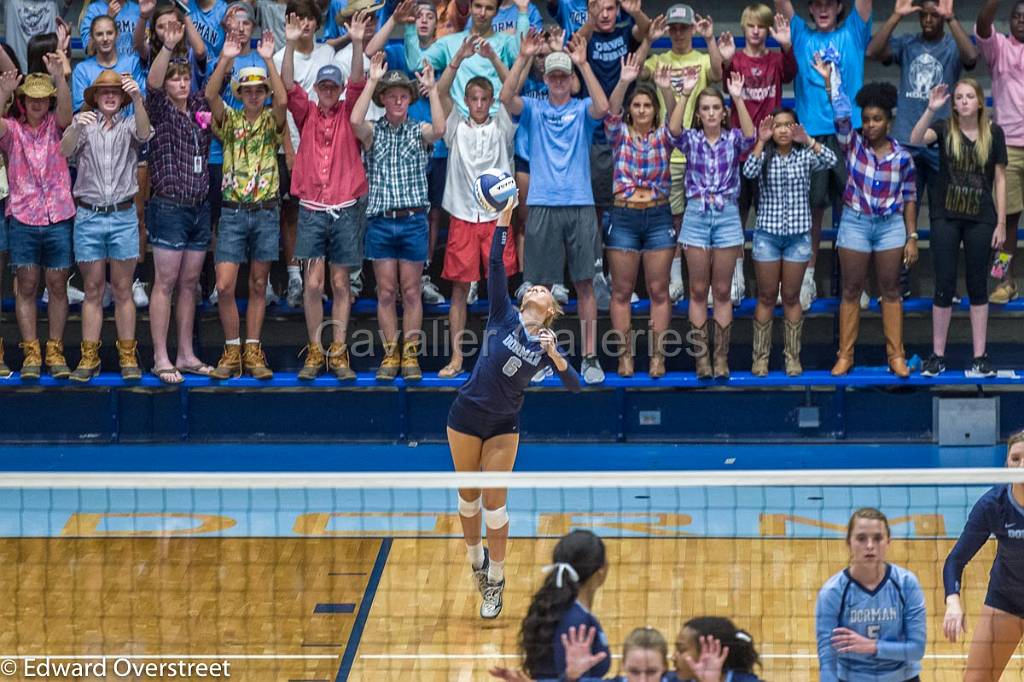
[189,0,228,60]
[888,31,963,145]
[550,0,589,37]
[71,53,147,112]
[492,2,542,35]
[943,484,1024,599]
[791,10,871,136]
[323,0,396,39]
[517,96,602,206]
[815,564,926,682]
[79,1,142,57]
[514,74,548,161]
[586,20,635,98]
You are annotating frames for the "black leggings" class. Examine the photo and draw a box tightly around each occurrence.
[931,218,994,307]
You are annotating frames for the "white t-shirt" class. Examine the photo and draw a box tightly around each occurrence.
[334,44,386,122]
[273,43,337,150]
[442,105,516,222]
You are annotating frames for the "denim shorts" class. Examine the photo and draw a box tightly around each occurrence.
[607,204,676,252]
[74,206,140,263]
[147,196,212,252]
[0,203,8,253]
[215,207,280,263]
[296,197,367,267]
[8,217,74,270]
[365,212,428,262]
[679,203,744,249]
[752,230,813,263]
[836,209,906,253]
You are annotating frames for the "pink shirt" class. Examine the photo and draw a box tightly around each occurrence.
[286,81,368,206]
[0,113,75,226]
[976,29,1024,147]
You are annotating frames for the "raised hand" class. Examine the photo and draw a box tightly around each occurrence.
[894,0,920,16]
[936,0,954,19]
[546,26,565,51]
[43,52,64,80]
[164,19,185,48]
[567,33,588,66]
[717,31,735,62]
[647,14,667,42]
[513,0,531,13]
[56,17,71,53]
[454,34,478,62]
[560,626,609,680]
[757,114,773,142]
[415,60,436,89]
[392,0,416,23]
[284,12,303,43]
[256,30,275,60]
[791,122,810,145]
[121,73,142,100]
[927,83,950,112]
[477,37,499,61]
[520,29,544,57]
[107,0,123,17]
[75,110,99,127]
[683,635,729,682]
[811,52,831,83]
[140,0,156,18]
[345,10,372,43]
[368,50,387,80]
[679,65,699,95]
[770,13,790,47]
[0,71,23,97]
[619,51,642,83]
[539,329,561,358]
[653,63,672,90]
[620,0,641,16]
[694,13,713,39]
[221,38,242,59]
[726,70,744,99]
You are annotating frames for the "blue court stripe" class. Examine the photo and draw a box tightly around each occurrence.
[314,603,356,614]
[335,538,392,682]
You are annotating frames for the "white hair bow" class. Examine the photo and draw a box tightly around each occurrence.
[542,562,579,588]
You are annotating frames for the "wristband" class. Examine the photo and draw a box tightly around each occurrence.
[908,232,919,241]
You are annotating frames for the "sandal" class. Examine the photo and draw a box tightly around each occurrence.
[438,360,464,379]
[177,362,215,376]
[151,367,184,384]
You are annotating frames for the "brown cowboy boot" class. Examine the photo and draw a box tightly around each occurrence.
[0,338,10,378]
[751,319,772,377]
[831,301,861,376]
[45,339,71,379]
[327,342,356,381]
[211,343,243,380]
[297,343,326,381]
[881,300,910,378]
[243,341,274,380]
[690,322,712,379]
[70,340,102,383]
[19,340,41,380]
[783,319,804,377]
[648,330,666,379]
[712,320,732,379]
[617,328,634,378]
[116,339,142,380]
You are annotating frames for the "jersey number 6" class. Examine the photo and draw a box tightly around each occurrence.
[502,356,522,377]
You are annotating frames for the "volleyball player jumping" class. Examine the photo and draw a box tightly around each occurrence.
[447,199,582,619]
[943,431,1024,681]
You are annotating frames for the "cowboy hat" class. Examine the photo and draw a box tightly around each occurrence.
[83,69,129,111]
[231,66,270,99]
[372,69,418,107]
[17,73,56,99]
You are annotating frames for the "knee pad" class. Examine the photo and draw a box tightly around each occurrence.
[484,505,509,530]
[457,495,481,518]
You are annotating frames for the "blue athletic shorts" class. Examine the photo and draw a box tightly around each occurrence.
[447,397,519,440]
[985,587,1024,618]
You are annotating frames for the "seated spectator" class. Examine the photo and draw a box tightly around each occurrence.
[351,53,446,381]
[61,70,153,382]
[205,32,288,380]
[135,0,209,91]
[80,0,142,57]
[0,59,75,381]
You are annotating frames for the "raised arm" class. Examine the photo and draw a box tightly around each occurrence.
[695,14,723,82]
[280,14,301,91]
[367,0,413,56]
[621,0,652,41]
[714,30,735,75]
[567,34,608,119]
[0,72,22,136]
[500,30,542,116]
[205,39,241,124]
[774,0,794,21]
[976,0,998,38]
[909,84,947,146]
[256,31,288,129]
[351,51,386,147]
[148,19,185,90]
[855,0,872,23]
[743,116,774,177]
[477,37,512,83]
[347,10,373,84]
[938,0,978,67]
[47,53,73,129]
[124,74,152,139]
[60,110,96,157]
[667,66,698,136]
[866,0,915,62]
[726,71,754,138]
[487,202,516,322]
[184,15,208,62]
[438,36,476,115]
[135,0,156,62]
[652,63,676,122]
[607,51,641,115]
[416,62,447,143]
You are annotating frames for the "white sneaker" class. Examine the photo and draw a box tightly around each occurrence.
[515,281,531,303]
[467,281,479,305]
[422,274,445,304]
[480,578,505,619]
[860,290,871,310]
[102,282,113,308]
[552,283,569,305]
[669,280,685,302]
[132,279,149,307]
[593,272,611,311]
[44,280,86,305]
[799,270,817,312]
[730,261,745,306]
[265,280,279,305]
[208,288,219,305]
[286,275,303,308]
[350,269,363,298]
[631,291,639,304]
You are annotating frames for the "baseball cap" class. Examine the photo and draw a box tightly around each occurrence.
[544,52,573,75]
[666,4,695,25]
[315,64,344,86]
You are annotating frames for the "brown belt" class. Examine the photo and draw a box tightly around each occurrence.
[378,207,426,219]
[222,199,280,211]
[76,199,134,213]
[613,198,669,210]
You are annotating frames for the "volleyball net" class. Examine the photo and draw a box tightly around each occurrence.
[0,468,1022,681]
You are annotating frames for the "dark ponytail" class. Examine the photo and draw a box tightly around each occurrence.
[519,530,606,677]
[683,616,760,673]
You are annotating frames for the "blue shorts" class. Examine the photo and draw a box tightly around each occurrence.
[985,587,1024,618]
[514,155,529,175]
[679,203,744,249]
[295,197,367,267]
[8,217,74,270]
[447,396,519,440]
[215,206,280,264]
[365,212,428,262]
[836,210,906,253]
[752,230,813,263]
[147,196,211,252]
[74,206,140,263]
[606,204,676,252]
[0,202,8,253]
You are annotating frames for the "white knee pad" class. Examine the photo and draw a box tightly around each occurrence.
[458,495,482,518]
[484,505,509,530]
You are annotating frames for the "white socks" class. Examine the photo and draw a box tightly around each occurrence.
[226,338,240,346]
[287,264,301,282]
[467,542,485,570]
[488,558,504,584]
[671,256,683,285]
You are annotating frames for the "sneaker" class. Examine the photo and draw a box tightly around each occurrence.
[552,283,569,305]
[208,288,219,305]
[286,275,303,308]
[467,281,479,306]
[515,281,531,303]
[669,280,685,303]
[102,282,113,308]
[730,262,745,306]
[581,355,605,385]
[951,294,962,305]
[593,272,610,311]
[920,353,946,378]
[265,280,279,306]
[630,291,639,304]
[989,280,1018,305]
[472,548,490,597]
[422,274,445,304]
[859,290,871,311]
[350,269,363,298]
[799,270,816,312]
[968,355,997,378]
[480,578,505,619]
[67,282,85,305]
[132,279,149,308]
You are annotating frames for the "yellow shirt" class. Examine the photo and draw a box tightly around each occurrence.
[644,49,712,164]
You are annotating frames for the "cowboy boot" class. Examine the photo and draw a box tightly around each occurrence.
[831,301,861,376]
[713,320,732,379]
[691,321,712,379]
[751,319,772,377]
[881,299,910,378]
[783,319,804,377]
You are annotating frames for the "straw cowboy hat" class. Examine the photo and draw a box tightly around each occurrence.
[16,73,56,99]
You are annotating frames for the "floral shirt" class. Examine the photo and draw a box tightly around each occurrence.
[0,113,74,225]
[217,107,281,203]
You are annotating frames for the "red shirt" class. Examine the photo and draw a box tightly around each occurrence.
[287,80,368,206]
[724,48,797,129]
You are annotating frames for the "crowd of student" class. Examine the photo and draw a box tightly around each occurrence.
[0,0,1018,384]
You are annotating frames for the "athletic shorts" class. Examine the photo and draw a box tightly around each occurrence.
[985,586,1024,618]
[447,396,519,440]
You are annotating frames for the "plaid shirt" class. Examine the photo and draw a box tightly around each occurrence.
[742,144,838,235]
[834,96,916,216]
[146,89,212,204]
[672,128,755,210]
[366,117,430,216]
[605,114,674,200]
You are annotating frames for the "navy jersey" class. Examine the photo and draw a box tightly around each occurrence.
[530,601,611,679]
[815,564,926,682]
[943,484,1024,599]
[455,224,581,416]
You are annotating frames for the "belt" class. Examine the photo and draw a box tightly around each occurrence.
[378,206,426,219]
[156,193,207,207]
[76,199,133,213]
[222,199,280,211]
[613,198,669,210]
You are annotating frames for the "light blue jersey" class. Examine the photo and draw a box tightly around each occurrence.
[816,564,925,682]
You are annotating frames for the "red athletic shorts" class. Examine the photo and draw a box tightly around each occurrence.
[442,217,519,283]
